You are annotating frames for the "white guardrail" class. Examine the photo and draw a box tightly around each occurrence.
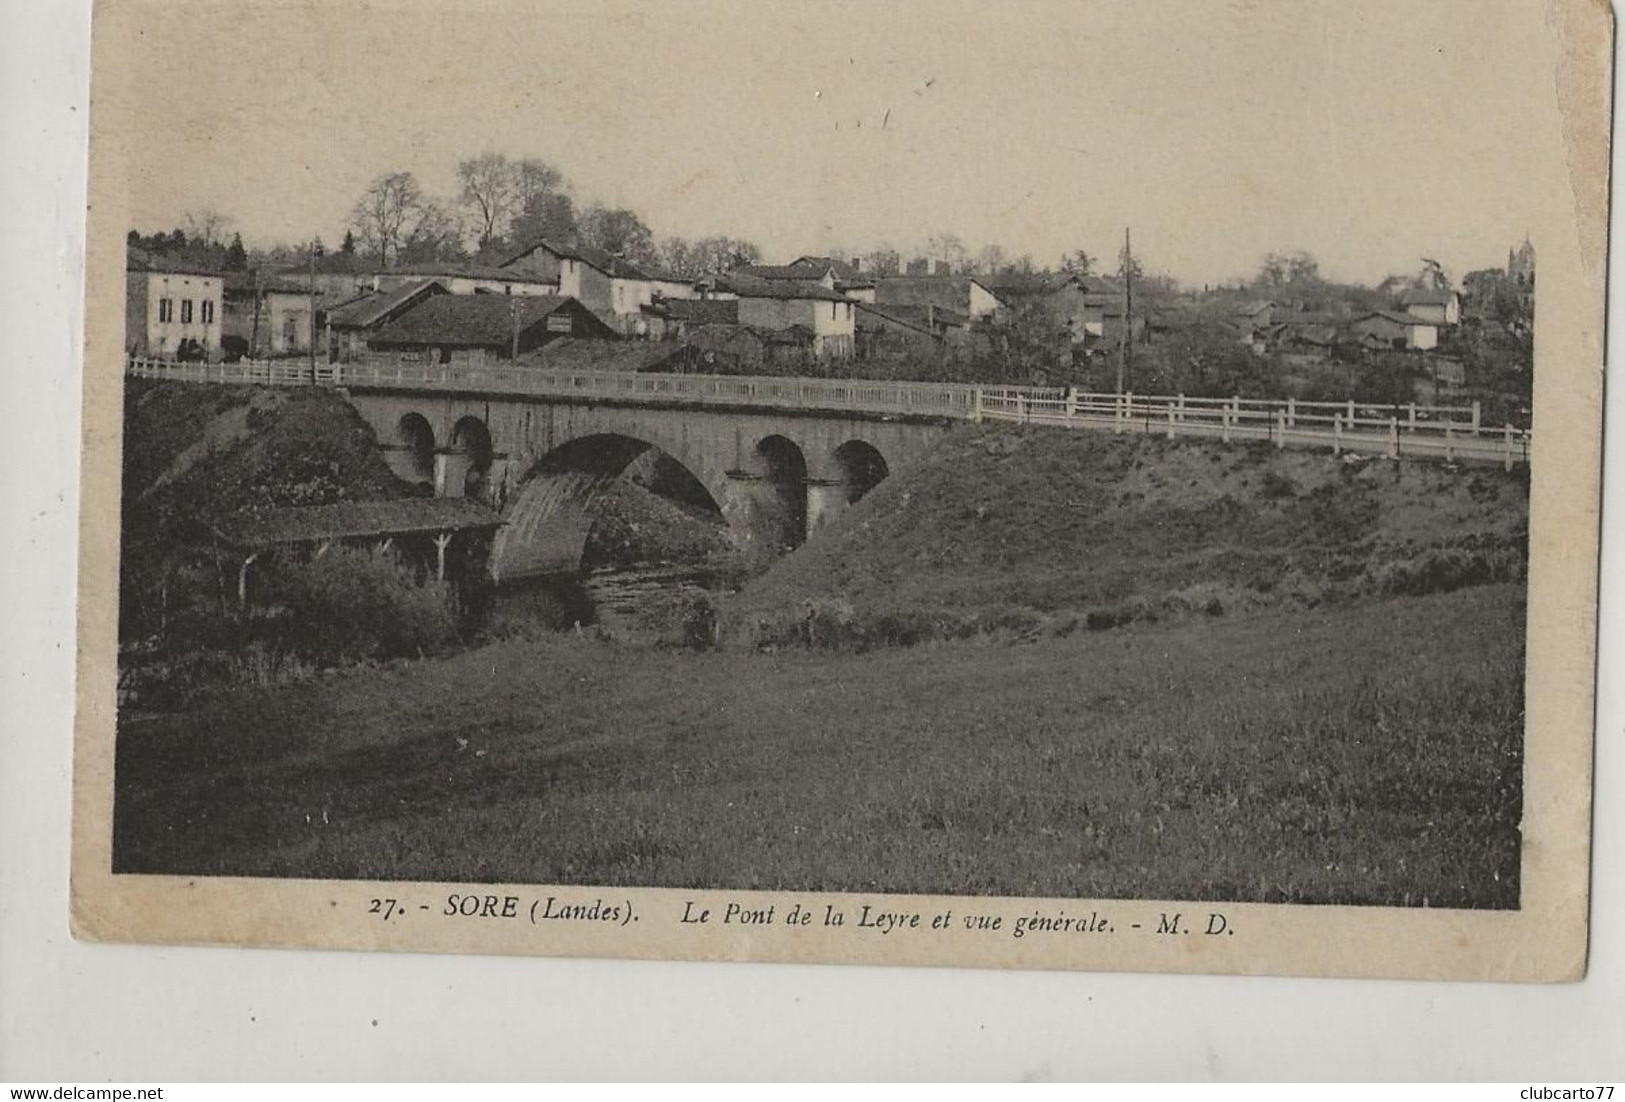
[124,357,1532,469]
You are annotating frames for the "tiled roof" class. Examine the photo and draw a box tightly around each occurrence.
[498,238,679,282]
[369,294,589,347]
[213,498,503,548]
[640,297,740,325]
[126,246,221,277]
[854,302,967,334]
[873,275,974,310]
[1356,309,1432,327]
[518,337,691,373]
[382,262,558,284]
[325,280,446,329]
[1399,288,1456,306]
[223,271,316,295]
[723,275,848,302]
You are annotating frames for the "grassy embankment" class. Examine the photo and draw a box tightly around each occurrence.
[114,584,1524,906]
[115,422,1529,906]
[725,424,1527,648]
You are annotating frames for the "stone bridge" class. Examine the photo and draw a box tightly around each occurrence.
[345,384,952,581]
[126,356,1531,580]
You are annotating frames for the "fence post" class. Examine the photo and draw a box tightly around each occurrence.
[1275,408,1286,449]
[1407,403,1417,432]
[1286,396,1296,428]
[1346,398,1355,425]
[1113,392,1123,434]
[1387,417,1399,459]
[1472,401,1482,433]
[1066,387,1078,420]
[1166,401,1176,440]
[1503,423,1514,471]
[1222,397,1232,443]
[1333,414,1343,456]
[1125,391,1134,433]
[972,387,983,424]
[1177,393,1186,423]
[1444,422,1455,462]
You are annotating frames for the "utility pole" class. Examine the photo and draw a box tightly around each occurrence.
[1116,226,1134,394]
[249,266,261,359]
[308,240,318,386]
[510,298,520,360]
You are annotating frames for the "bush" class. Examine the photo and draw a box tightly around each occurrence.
[269,545,461,664]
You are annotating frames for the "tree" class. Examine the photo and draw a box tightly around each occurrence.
[349,171,435,267]
[456,152,519,249]
[394,196,464,265]
[577,204,658,267]
[510,190,576,249]
[340,230,357,255]
[858,247,901,277]
[923,233,967,271]
[971,244,1009,276]
[1061,250,1097,278]
[225,232,248,271]
[1418,257,1452,291]
[183,209,232,249]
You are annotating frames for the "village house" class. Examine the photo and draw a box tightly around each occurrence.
[518,336,703,375]
[365,293,618,364]
[1351,310,1439,351]
[683,323,815,373]
[725,276,856,358]
[853,301,974,359]
[125,247,224,359]
[272,251,372,304]
[221,272,320,357]
[372,262,560,297]
[638,297,740,342]
[499,239,695,335]
[323,279,449,361]
[871,274,1005,322]
[1398,288,1461,327]
[737,257,876,302]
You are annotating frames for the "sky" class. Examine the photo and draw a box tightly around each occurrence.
[110,0,1562,287]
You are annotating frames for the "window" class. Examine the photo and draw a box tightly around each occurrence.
[831,302,837,320]
[158,298,173,323]
[181,299,193,324]
[201,300,214,324]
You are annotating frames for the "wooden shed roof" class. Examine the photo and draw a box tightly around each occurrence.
[213,498,503,548]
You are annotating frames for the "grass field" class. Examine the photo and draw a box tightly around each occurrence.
[114,583,1524,908]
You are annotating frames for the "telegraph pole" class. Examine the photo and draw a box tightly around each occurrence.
[1116,226,1134,394]
[308,240,318,386]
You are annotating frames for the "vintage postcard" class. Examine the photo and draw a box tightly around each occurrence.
[71,0,1609,981]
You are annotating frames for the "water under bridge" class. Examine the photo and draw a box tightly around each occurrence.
[127,357,1532,581]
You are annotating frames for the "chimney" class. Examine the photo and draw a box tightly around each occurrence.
[849,256,861,273]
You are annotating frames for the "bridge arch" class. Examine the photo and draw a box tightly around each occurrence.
[448,415,495,500]
[743,434,809,552]
[832,439,890,504]
[493,431,729,583]
[394,413,436,488]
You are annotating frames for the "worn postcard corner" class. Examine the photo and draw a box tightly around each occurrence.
[70,0,1609,983]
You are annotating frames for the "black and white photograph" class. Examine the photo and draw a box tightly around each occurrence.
[70,0,1606,981]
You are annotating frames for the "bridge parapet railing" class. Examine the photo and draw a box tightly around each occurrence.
[124,356,1530,467]
[975,388,1530,467]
